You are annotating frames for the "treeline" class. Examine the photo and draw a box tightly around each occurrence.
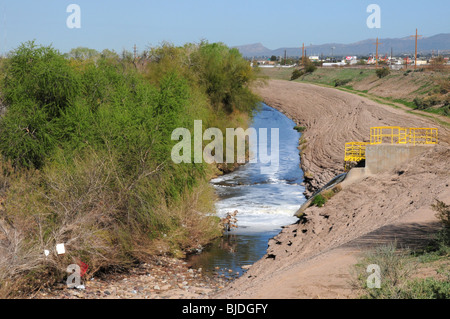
[0,41,260,296]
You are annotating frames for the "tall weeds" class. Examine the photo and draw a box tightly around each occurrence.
[0,40,259,296]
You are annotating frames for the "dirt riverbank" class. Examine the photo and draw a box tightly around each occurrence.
[31,256,235,299]
[213,79,450,299]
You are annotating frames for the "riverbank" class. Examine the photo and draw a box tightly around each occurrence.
[253,80,449,198]
[30,103,302,300]
[213,79,450,299]
[32,256,235,299]
[258,67,450,118]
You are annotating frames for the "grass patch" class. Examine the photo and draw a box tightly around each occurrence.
[352,200,450,299]
[298,68,373,87]
[257,67,295,81]
[353,240,450,299]
[310,194,326,208]
[309,186,341,208]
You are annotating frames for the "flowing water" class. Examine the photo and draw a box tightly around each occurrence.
[188,104,306,277]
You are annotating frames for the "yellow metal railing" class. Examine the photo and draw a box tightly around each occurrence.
[370,127,438,145]
[370,127,407,145]
[345,142,369,162]
[405,128,439,145]
[344,127,438,170]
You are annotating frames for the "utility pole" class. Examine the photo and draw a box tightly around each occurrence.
[302,43,305,64]
[133,44,137,60]
[284,49,287,65]
[373,37,382,68]
[410,29,422,70]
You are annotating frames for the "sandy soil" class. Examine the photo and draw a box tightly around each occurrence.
[213,79,450,299]
[254,80,449,197]
[351,70,442,100]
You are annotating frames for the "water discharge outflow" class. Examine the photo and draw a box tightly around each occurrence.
[188,104,306,275]
[211,104,306,233]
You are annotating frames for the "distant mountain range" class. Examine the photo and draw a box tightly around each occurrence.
[234,33,450,58]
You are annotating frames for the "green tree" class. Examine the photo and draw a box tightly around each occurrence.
[100,49,119,60]
[67,47,99,60]
[0,41,80,167]
[291,69,304,81]
[376,67,390,78]
[191,42,259,113]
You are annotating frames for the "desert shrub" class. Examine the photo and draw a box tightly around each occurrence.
[415,96,439,110]
[401,278,450,299]
[334,79,352,87]
[311,194,326,208]
[291,69,304,81]
[413,97,427,110]
[436,77,450,95]
[413,96,442,110]
[304,63,317,74]
[352,200,450,300]
[430,56,446,71]
[352,242,417,299]
[376,67,390,79]
[294,125,306,132]
[432,200,450,229]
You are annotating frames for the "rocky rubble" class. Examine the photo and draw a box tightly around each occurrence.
[32,256,232,299]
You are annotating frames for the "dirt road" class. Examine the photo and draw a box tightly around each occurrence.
[214,79,450,299]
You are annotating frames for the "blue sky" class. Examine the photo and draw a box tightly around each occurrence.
[0,0,449,54]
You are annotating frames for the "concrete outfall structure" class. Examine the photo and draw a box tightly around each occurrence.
[365,144,435,174]
[297,139,437,217]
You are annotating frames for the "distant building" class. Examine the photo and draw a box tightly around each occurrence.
[415,60,428,66]
[256,60,276,66]
[323,61,346,67]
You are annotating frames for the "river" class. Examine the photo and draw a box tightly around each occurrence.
[188,104,306,278]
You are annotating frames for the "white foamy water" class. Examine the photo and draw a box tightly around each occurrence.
[211,104,306,233]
